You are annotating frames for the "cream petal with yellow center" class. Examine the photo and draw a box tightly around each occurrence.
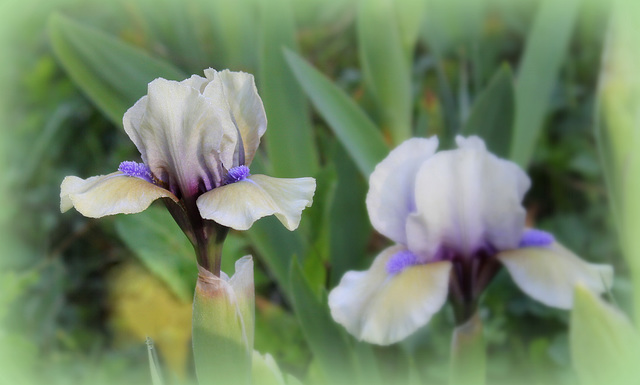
[60,172,178,218]
[196,175,316,231]
[497,242,614,309]
[328,245,452,345]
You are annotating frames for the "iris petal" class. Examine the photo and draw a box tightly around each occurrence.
[328,245,452,345]
[407,135,530,259]
[196,175,316,231]
[60,172,178,218]
[366,137,439,244]
[497,242,613,309]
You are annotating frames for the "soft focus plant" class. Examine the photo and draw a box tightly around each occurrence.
[1,0,635,384]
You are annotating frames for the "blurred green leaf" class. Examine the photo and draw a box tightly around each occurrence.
[357,0,412,144]
[290,257,356,385]
[510,0,579,166]
[285,49,389,178]
[328,143,371,286]
[463,64,514,158]
[570,286,640,385]
[596,0,640,324]
[146,337,165,385]
[394,0,427,60]
[114,206,196,303]
[247,216,305,302]
[258,0,319,177]
[208,0,259,71]
[48,13,185,126]
[450,313,485,385]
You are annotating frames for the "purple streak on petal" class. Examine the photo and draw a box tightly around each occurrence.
[386,250,420,275]
[518,229,554,248]
[118,161,154,183]
[225,165,251,185]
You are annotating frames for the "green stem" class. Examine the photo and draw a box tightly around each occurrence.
[450,312,486,385]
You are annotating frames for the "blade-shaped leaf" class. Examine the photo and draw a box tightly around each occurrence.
[258,0,319,177]
[114,206,196,303]
[357,0,412,144]
[462,64,514,158]
[48,13,185,126]
[146,337,165,385]
[596,0,640,324]
[285,49,389,178]
[510,0,579,166]
[290,257,357,385]
[570,286,640,385]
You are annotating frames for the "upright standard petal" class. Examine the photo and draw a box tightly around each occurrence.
[60,172,178,218]
[407,136,530,259]
[196,175,316,231]
[497,243,614,309]
[204,69,267,168]
[123,78,237,196]
[328,245,452,345]
[366,137,439,245]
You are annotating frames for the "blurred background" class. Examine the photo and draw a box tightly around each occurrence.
[0,0,634,384]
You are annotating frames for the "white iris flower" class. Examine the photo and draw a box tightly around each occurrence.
[328,136,612,345]
[60,69,316,274]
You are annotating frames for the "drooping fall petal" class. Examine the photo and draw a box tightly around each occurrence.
[60,172,178,218]
[196,174,316,231]
[328,245,452,345]
[497,243,613,309]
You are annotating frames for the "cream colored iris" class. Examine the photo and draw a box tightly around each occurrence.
[60,69,315,231]
[328,136,613,345]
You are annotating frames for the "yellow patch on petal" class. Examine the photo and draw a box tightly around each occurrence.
[329,245,452,345]
[60,172,177,218]
[498,243,613,309]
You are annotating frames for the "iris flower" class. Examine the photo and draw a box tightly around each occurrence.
[60,69,316,275]
[328,136,613,345]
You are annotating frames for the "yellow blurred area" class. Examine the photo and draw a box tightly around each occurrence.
[108,262,192,378]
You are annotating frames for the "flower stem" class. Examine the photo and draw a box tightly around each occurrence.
[449,312,486,385]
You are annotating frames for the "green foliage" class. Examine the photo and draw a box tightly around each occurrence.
[48,13,185,126]
[1,0,632,384]
[570,286,640,385]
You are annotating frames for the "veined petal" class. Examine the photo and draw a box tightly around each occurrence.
[497,243,614,309]
[60,172,178,218]
[196,174,316,231]
[328,245,452,345]
[123,77,236,196]
[366,137,439,244]
[407,135,530,259]
[204,69,266,168]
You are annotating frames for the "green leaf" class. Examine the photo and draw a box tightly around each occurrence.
[510,0,580,166]
[449,313,485,385]
[357,0,412,144]
[146,337,165,385]
[48,13,185,126]
[329,143,371,286]
[114,206,197,303]
[258,0,319,177]
[570,286,640,385]
[247,216,305,302]
[596,0,640,325]
[394,0,427,60]
[289,258,357,385]
[462,64,514,158]
[285,49,389,178]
